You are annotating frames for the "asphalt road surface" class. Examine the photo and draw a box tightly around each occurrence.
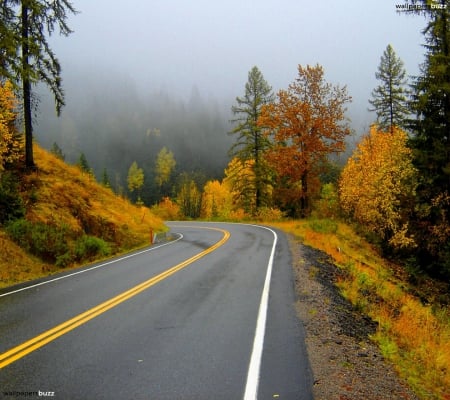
[0,222,313,400]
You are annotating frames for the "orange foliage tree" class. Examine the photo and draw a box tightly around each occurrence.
[339,126,418,250]
[258,64,352,217]
[0,80,22,171]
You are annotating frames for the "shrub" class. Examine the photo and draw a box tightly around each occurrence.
[0,172,25,224]
[308,218,338,234]
[6,219,69,262]
[74,235,110,261]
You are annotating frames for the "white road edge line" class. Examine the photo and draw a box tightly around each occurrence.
[0,233,183,298]
[243,225,278,400]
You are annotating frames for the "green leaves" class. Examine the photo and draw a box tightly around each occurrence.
[369,44,410,131]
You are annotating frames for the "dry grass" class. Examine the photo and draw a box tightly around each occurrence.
[271,218,450,400]
[0,144,165,288]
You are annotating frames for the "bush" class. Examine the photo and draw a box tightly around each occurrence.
[6,219,69,262]
[0,172,25,224]
[308,218,338,234]
[74,235,110,261]
[254,207,285,222]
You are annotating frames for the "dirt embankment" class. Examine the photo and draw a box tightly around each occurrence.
[291,238,419,400]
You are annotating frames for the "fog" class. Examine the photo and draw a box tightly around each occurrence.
[34,0,426,201]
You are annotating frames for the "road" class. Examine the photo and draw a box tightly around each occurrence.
[0,222,313,400]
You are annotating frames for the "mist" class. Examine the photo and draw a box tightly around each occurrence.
[35,68,235,203]
[33,0,427,203]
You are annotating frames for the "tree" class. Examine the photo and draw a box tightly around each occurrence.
[400,0,450,277]
[50,142,64,160]
[101,167,110,188]
[223,157,257,214]
[339,125,418,250]
[76,152,90,173]
[155,146,176,188]
[229,66,274,211]
[0,80,22,171]
[176,173,202,219]
[1,1,77,169]
[0,1,18,82]
[127,161,144,201]
[259,64,352,217]
[201,179,233,219]
[369,44,410,132]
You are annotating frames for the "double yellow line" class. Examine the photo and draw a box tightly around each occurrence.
[0,227,230,369]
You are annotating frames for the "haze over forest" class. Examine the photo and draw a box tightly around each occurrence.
[34,0,425,203]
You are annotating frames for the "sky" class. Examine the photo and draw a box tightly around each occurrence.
[47,0,427,133]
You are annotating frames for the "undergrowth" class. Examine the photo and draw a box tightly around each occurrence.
[271,218,450,400]
[0,144,165,288]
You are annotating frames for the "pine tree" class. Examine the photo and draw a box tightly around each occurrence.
[400,1,450,277]
[229,66,274,213]
[0,1,77,169]
[101,168,110,188]
[77,152,90,173]
[369,44,409,132]
[50,142,65,160]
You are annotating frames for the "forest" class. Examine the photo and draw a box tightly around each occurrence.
[0,1,449,279]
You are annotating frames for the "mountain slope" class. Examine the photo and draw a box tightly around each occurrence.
[0,144,165,288]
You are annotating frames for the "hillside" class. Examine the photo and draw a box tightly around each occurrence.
[0,144,165,288]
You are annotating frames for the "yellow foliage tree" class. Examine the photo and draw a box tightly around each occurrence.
[223,157,258,214]
[201,180,233,219]
[0,81,22,171]
[339,126,418,249]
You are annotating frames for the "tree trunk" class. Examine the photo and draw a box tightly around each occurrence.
[21,3,34,170]
[300,171,309,218]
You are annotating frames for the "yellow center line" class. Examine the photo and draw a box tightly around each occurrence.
[0,227,230,369]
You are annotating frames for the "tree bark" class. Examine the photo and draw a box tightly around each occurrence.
[21,3,34,170]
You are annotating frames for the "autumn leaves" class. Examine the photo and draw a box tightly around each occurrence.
[259,65,351,217]
[229,64,352,218]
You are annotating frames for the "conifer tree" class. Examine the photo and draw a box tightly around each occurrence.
[77,152,90,173]
[369,44,409,132]
[400,1,450,277]
[0,1,77,169]
[101,168,111,188]
[229,66,274,212]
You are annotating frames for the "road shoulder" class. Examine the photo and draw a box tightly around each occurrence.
[289,236,419,400]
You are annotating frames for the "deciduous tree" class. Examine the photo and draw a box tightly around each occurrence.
[369,44,409,131]
[201,179,233,219]
[155,146,176,188]
[127,161,144,200]
[0,80,22,171]
[259,64,352,217]
[339,126,418,250]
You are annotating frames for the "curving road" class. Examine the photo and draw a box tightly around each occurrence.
[0,222,313,399]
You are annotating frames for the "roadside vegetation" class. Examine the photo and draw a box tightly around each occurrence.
[1,1,449,398]
[0,144,164,288]
[271,218,450,400]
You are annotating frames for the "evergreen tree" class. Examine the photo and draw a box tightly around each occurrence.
[400,1,450,277]
[77,152,90,173]
[50,142,65,160]
[229,66,274,213]
[0,1,18,82]
[0,1,77,169]
[101,167,110,188]
[369,44,409,132]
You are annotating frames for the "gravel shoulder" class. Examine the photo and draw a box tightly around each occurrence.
[289,236,419,400]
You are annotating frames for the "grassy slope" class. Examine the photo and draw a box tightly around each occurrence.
[271,219,450,400]
[0,144,165,288]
